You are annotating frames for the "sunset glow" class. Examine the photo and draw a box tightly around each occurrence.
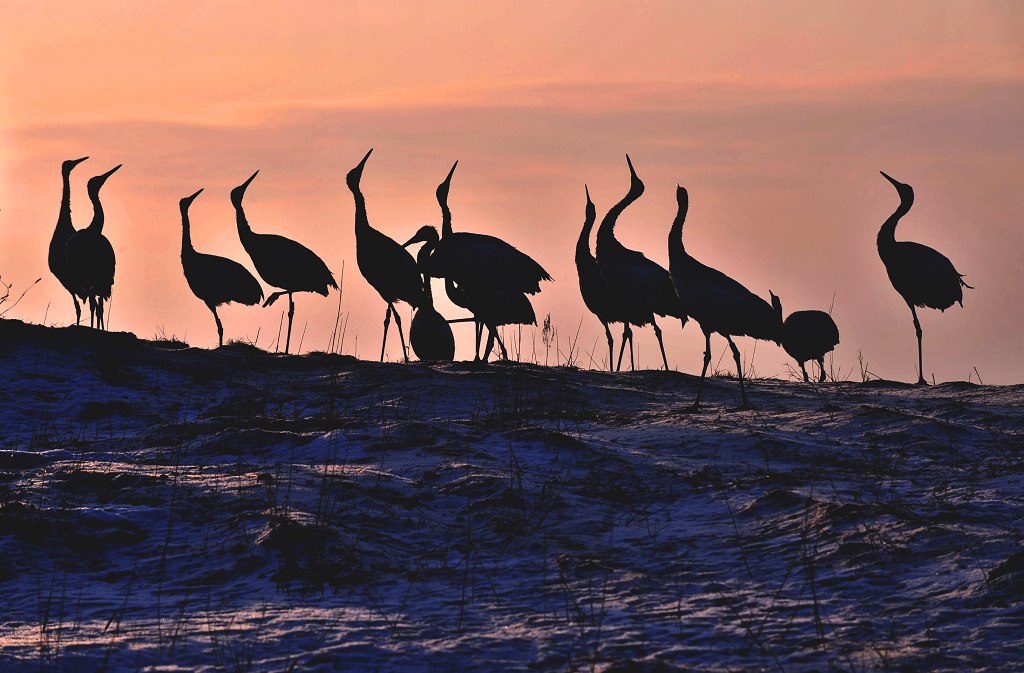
[2,0,1022,382]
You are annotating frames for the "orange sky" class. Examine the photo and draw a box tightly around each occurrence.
[2,1,1023,383]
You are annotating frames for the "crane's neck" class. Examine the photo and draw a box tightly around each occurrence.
[439,199,452,238]
[667,206,688,265]
[87,186,106,233]
[234,202,254,243]
[180,209,194,254]
[575,212,595,264]
[57,169,74,231]
[350,183,371,234]
[596,192,641,253]
[877,194,912,251]
[417,241,435,305]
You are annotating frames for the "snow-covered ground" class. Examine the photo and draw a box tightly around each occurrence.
[2,317,1023,672]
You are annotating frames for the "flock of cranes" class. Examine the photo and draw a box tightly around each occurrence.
[45,153,970,402]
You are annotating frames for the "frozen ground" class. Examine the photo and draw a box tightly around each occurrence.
[1,317,1023,672]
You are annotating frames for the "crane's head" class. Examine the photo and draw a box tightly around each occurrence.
[880,171,914,203]
[87,164,122,195]
[402,225,440,250]
[769,291,783,321]
[346,148,373,190]
[180,188,204,212]
[231,170,260,207]
[436,160,458,204]
[624,154,645,200]
[675,184,688,214]
[62,156,89,175]
[584,185,595,224]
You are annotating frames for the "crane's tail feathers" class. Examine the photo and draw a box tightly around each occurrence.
[960,276,973,290]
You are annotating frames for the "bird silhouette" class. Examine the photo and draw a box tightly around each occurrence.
[231,170,337,354]
[668,185,781,410]
[347,148,424,362]
[402,225,456,361]
[576,185,633,371]
[48,156,89,325]
[179,188,264,347]
[65,164,122,330]
[404,224,534,362]
[877,171,971,385]
[420,160,550,360]
[770,293,839,383]
[596,155,685,371]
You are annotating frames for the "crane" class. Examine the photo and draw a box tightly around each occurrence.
[65,164,122,330]
[668,185,781,410]
[231,170,337,354]
[347,148,424,362]
[877,171,971,384]
[596,155,685,371]
[179,188,264,346]
[402,225,456,361]
[770,293,839,383]
[48,156,89,324]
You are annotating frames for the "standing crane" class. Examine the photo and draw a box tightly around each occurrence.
[576,185,632,371]
[65,164,122,330]
[595,155,685,371]
[419,161,550,360]
[179,188,264,346]
[877,171,971,384]
[770,293,839,383]
[48,156,89,324]
[402,225,456,361]
[404,225,535,362]
[231,170,337,354]
[668,185,781,410]
[347,148,424,362]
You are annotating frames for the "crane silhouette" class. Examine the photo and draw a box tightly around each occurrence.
[877,171,971,384]
[770,293,839,383]
[65,164,122,330]
[402,225,456,361]
[48,156,89,325]
[668,185,781,410]
[576,185,632,371]
[179,188,264,347]
[231,170,337,354]
[596,155,685,371]
[404,225,535,362]
[347,148,424,362]
[420,160,550,360]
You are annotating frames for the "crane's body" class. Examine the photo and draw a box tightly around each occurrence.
[65,164,121,330]
[48,156,89,324]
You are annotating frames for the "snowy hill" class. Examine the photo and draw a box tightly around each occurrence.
[1,317,1023,672]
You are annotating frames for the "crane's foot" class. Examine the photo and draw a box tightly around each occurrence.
[680,403,702,415]
[916,377,929,385]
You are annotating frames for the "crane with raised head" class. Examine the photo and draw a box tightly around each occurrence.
[668,185,781,410]
[48,156,89,324]
[65,164,122,330]
[347,148,424,362]
[877,171,971,384]
[576,185,633,371]
[179,188,264,346]
[231,170,337,354]
[596,155,685,371]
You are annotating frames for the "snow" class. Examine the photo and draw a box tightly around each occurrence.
[1,317,1023,672]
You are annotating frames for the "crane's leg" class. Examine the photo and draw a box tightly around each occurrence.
[390,304,409,363]
[726,335,749,409]
[285,292,295,355]
[690,330,713,411]
[97,297,105,331]
[652,317,670,371]
[616,325,629,371]
[910,304,926,385]
[817,358,827,383]
[475,321,484,361]
[603,322,614,372]
[495,330,509,360]
[800,361,810,382]
[378,305,389,362]
[481,328,496,363]
[72,294,82,326]
[209,304,224,347]
[88,295,96,329]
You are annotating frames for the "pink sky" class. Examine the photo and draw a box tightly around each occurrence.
[2,1,1023,383]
